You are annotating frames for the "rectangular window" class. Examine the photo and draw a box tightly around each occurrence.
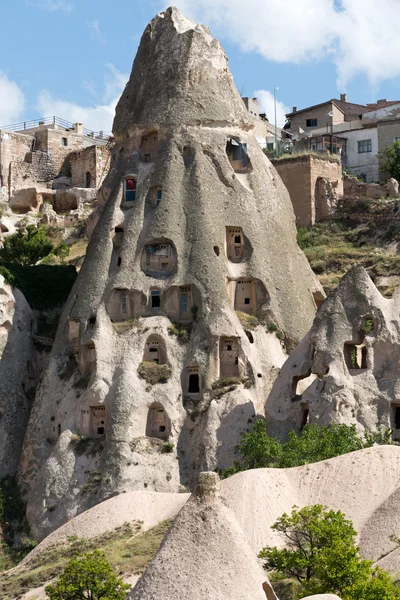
[156,189,162,204]
[267,142,274,151]
[121,292,127,315]
[61,137,68,147]
[151,290,160,308]
[125,178,136,202]
[306,119,318,127]
[180,294,188,313]
[358,139,372,154]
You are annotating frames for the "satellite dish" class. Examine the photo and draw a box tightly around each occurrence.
[328,111,334,117]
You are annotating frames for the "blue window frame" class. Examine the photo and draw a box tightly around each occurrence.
[125,178,136,202]
[180,294,188,313]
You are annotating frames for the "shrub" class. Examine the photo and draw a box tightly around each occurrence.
[137,361,171,385]
[167,323,190,343]
[378,140,400,181]
[162,442,174,453]
[236,311,259,330]
[0,266,16,286]
[0,225,55,266]
[45,550,131,600]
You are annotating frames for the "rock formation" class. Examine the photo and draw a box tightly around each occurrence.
[130,471,277,600]
[0,274,35,477]
[266,265,400,438]
[19,6,321,538]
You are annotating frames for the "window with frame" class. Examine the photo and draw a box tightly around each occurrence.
[266,142,274,151]
[358,139,372,154]
[180,293,188,313]
[306,119,318,127]
[121,292,127,315]
[150,290,160,308]
[156,188,162,205]
[61,137,68,147]
[125,177,137,202]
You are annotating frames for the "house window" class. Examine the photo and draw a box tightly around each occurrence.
[156,188,162,205]
[244,297,250,304]
[121,292,127,315]
[306,119,318,127]
[395,406,400,429]
[267,142,274,151]
[125,178,137,202]
[395,137,400,142]
[85,171,91,188]
[61,137,68,147]
[180,293,188,313]
[188,373,200,394]
[151,290,160,308]
[358,139,372,154]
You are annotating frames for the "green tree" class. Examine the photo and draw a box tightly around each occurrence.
[0,226,55,266]
[45,550,131,600]
[259,505,400,600]
[236,420,282,470]
[378,140,400,181]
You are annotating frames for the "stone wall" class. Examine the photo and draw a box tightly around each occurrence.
[273,154,343,226]
[378,118,400,182]
[0,131,36,198]
[70,145,111,188]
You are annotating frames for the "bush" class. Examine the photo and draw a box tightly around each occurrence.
[236,311,259,330]
[0,266,16,286]
[0,225,66,266]
[378,140,400,181]
[259,505,400,600]
[221,421,389,478]
[137,361,171,385]
[162,442,174,453]
[168,323,190,343]
[45,550,131,600]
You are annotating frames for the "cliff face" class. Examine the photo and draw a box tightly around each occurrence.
[19,6,321,538]
[266,266,400,438]
[0,275,35,478]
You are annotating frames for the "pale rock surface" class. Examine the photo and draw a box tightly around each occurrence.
[386,177,399,197]
[0,275,35,477]
[19,6,321,537]
[130,472,277,600]
[266,265,400,438]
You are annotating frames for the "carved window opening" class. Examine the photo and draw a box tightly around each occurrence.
[220,337,240,378]
[186,366,201,396]
[143,335,167,364]
[226,227,244,262]
[140,131,158,163]
[300,404,309,430]
[344,342,367,372]
[121,292,128,316]
[124,177,137,202]
[141,241,177,278]
[179,286,192,320]
[151,289,161,308]
[117,257,122,267]
[146,403,170,440]
[226,139,251,173]
[57,423,61,437]
[85,171,92,188]
[90,406,106,437]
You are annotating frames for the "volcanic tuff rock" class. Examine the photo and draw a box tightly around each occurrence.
[19,6,322,537]
[0,275,35,477]
[130,472,277,600]
[266,265,400,438]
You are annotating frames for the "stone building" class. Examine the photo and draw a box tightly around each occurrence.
[272,154,343,226]
[19,6,322,538]
[0,117,111,199]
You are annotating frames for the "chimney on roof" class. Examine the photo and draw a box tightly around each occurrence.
[292,107,297,113]
[74,123,83,135]
[377,99,388,105]
[340,93,348,102]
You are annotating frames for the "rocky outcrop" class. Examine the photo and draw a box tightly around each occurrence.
[130,472,277,600]
[266,265,400,438]
[0,275,35,477]
[19,6,321,537]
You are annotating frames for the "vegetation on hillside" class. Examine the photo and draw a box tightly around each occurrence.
[378,140,400,181]
[0,225,68,267]
[0,520,171,599]
[220,421,393,478]
[259,505,400,600]
[45,550,131,600]
[297,220,400,296]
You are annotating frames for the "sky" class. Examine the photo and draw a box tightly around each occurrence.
[1,0,400,132]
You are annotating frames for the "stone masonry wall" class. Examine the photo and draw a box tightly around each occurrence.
[273,155,343,226]
[0,131,35,198]
[70,145,111,188]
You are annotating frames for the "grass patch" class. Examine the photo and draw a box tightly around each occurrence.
[2,264,77,310]
[137,362,171,385]
[297,221,400,296]
[167,323,191,343]
[271,150,340,163]
[0,520,172,599]
[112,319,139,334]
[211,377,247,399]
[235,311,259,330]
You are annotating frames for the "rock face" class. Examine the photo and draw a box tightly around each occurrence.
[130,472,277,600]
[0,275,35,477]
[266,265,400,438]
[19,6,321,537]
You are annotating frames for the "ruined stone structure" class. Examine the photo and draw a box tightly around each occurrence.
[273,154,343,226]
[0,120,111,200]
[19,7,321,537]
[266,266,400,439]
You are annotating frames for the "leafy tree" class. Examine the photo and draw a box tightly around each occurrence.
[0,226,55,266]
[378,140,400,182]
[45,550,131,600]
[221,421,392,478]
[259,505,400,600]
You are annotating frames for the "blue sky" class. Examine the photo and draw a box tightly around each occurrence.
[1,0,400,131]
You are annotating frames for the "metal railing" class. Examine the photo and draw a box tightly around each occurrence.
[0,116,112,141]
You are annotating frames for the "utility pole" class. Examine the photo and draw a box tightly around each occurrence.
[274,87,279,156]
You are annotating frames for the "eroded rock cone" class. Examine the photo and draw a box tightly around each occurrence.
[266,265,400,438]
[19,6,321,537]
[130,472,277,600]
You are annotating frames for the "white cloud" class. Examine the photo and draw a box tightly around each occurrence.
[88,19,104,44]
[255,89,289,128]
[36,64,128,133]
[165,0,400,86]
[0,72,26,127]
[28,0,73,13]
